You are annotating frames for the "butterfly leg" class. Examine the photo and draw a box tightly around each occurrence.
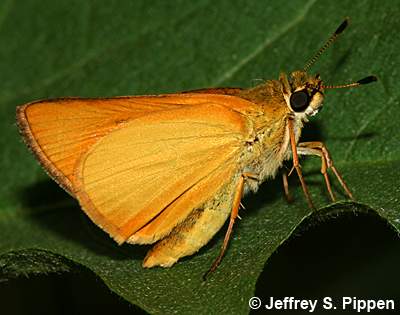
[287,118,315,209]
[282,170,293,203]
[203,174,245,279]
[297,141,354,201]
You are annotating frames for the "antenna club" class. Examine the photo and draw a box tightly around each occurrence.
[335,18,350,35]
[357,75,378,85]
[303,18,350,72]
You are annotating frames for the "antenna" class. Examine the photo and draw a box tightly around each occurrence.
[322,75,378,89]
[303,18,349,72]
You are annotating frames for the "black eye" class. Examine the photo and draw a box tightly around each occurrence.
[289,90,310,112]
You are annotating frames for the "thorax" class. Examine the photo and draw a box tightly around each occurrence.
[236,81,304,193]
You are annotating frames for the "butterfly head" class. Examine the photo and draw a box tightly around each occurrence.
[283,70,324,118]
[280,18,376,121]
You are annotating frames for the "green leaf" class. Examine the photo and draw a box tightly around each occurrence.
[1,0,399,314]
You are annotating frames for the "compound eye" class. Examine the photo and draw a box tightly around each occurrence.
[289,90,310,112]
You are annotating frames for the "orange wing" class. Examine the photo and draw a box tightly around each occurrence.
[17,93,262,244]
[17,96,182,195]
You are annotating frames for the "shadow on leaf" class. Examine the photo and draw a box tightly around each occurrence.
[17,180,149,262]
[252,204,400,314]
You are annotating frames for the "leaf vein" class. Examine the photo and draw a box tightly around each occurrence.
[212,0,317,86]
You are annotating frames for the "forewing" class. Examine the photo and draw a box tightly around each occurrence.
[73,102,254,243]
[17,97,182,194]
[17,93,261,195]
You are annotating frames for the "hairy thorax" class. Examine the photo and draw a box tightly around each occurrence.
[237,80,304,194]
